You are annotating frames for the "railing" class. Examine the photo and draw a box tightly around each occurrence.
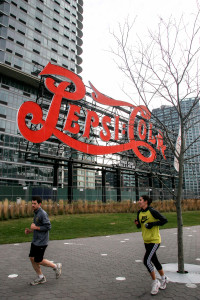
[0,185,199,202]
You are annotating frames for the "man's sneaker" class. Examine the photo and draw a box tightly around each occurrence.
[151,279,161,295]
[160,276,169,290]
[30,276,46,286]
[54,263,62,279]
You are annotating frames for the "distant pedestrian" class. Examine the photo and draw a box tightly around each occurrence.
[25,196,62,285]
[134,195,169,295]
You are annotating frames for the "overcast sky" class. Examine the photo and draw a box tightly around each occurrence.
[82,0,199,104]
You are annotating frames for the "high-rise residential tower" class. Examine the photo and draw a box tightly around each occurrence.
[0,0,83,75]
[153,98,200,198]
[0,0,84,198]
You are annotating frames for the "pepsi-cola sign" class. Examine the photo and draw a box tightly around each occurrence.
[17,63,166,163]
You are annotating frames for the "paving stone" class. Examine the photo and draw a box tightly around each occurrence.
[0,226,200,299]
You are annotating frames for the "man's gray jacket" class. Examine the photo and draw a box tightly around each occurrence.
[32,207,51,246]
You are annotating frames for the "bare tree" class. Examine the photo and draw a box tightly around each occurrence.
[111,11,200,273]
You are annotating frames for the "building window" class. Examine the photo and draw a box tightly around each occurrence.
[53,18,59,23]
[10,13,16,19]
[33,49,40,54]
[32,60,39,65]
[15,52,23,58]
[34,38,41,44]
[18,30,25,35]
[19,19,26,25]
[9,25,15,30]
[0,100,7,105]
[62,64,68,69]
[52,38,58,43]
[16,41,24,46]
[6,48,12,53]
[20,7,27,13]
[36,7,43,13]
[23,92,30,97]
[11,1,17,6]
[35,28,41,33]
[14,65,22,70]
[1,84,9,90]
[8,36,14,41]
[36,17,42,23]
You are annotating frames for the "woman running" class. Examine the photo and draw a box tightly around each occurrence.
[135,195,169,295]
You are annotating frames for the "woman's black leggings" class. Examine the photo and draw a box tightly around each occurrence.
[143,243,162,273]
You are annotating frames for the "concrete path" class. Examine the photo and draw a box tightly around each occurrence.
[0,226,200,299]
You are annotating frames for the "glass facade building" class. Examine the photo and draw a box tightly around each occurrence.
[153,98,200,198]
[0,0,84,198]
[0,0,83,74]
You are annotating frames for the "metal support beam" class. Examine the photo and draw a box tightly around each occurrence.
[116,168,121,202]
[159,176,163,201]
[135,173,139,202]
[148,173,153,200]
[68,161,73,203]
[53,161,59,201]
[53,162,59,186]
[102,169,106,203]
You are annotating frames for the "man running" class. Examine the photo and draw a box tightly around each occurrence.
[25,196,62,285]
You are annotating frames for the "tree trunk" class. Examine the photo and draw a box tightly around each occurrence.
[175,143,185,273]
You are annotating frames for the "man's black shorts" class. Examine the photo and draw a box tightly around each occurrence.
[29,243,47,263]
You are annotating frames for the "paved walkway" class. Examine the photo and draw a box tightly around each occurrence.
[0,226,200,300]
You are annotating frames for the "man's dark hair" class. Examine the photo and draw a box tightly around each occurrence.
[32,196,42,204]
[141,195,152,206]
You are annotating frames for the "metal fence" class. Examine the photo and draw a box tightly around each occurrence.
[0,185,199,202]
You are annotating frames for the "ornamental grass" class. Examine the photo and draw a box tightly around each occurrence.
[0,198,200,220]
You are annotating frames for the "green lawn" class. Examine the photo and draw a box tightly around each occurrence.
[0,211,199,244]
